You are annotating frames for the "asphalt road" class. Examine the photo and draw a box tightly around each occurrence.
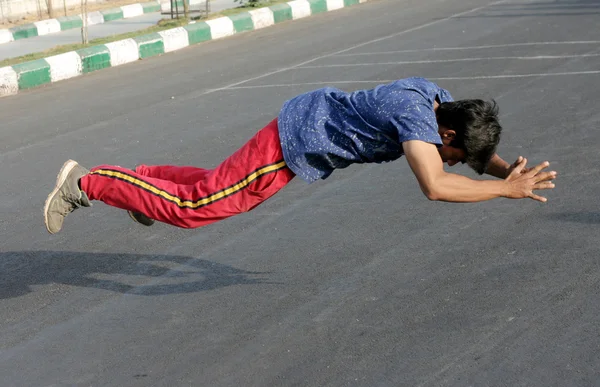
[1,0,600,385]
[0,0,238,61]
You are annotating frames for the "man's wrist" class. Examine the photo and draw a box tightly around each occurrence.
[499,179,512,198]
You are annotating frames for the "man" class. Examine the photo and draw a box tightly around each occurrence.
[43,77,556,234]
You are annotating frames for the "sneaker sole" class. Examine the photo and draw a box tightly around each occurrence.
[128,210,154,226]
[43,159,79,234]
[127,210,137,224]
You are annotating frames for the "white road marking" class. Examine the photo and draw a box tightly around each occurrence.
[295,54,600,68]
[333,41,600,57]
[220,70,600,90]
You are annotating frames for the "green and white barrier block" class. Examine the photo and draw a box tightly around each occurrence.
[135,33,165,59]
[326,0,345,11]
[142,1,162,13]
[11,24,38,40]
[106,39,140,66]
[0,29,13,44]
[206,17,235,40]
[289,0,311,19]
[77,45,111,73]
[46,51,82,82]
[87,11,105,26]
[57,15,83,30]
[184,22,212,45]
[249,8,275,30]
[122,3,145,18]
[269,3,293,24]
[34,19,61,35]
[13,59,51,90]
[0,67,18,97]
[158,27,189,53]
[101,8,124,22]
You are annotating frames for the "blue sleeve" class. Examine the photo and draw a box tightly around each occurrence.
[438,89,454,103]
[390,102,443,146]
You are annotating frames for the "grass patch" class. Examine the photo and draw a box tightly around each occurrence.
[0,0,291,68]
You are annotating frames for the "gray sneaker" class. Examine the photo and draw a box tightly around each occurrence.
[128,211,155,226]
[44,160,92,234]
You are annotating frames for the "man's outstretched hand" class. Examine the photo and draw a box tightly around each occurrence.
[504,157,557,202]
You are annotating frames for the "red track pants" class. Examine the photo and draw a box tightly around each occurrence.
[80,119,295,229]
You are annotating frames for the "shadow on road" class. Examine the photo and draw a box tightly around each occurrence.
[0,250,273,299]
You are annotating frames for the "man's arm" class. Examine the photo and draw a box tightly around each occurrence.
[486,154,535,179]
[485,153,512,179]
[403,140,556,203]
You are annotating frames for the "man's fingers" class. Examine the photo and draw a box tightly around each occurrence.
[528,161,551,176]
[512,156,523,167]
[510,157,527,176]
[533,181,556,190]
[529,192,548,202]
[534,171,557,182]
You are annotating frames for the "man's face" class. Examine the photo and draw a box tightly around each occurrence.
[438,145,466,166]
[438,126,466,167]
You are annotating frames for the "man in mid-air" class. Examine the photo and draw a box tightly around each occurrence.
[43,77,556,234]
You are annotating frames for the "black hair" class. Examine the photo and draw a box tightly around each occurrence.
[436,99,502,175]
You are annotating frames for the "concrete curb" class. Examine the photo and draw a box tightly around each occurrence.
[0,0,368,97]
[0,0,197,45]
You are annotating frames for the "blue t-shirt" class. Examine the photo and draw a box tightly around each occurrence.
[277,77,453,183]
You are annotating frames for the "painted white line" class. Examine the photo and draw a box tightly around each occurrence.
[295,54,600,68]
[218,70,600,90]
[180,0,511,99]
[432,71,600,80]
[334,41,600,57]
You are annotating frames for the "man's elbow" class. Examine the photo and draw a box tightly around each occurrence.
[422,186,442,201]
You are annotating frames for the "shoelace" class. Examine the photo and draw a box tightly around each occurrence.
[58,193,84,216]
